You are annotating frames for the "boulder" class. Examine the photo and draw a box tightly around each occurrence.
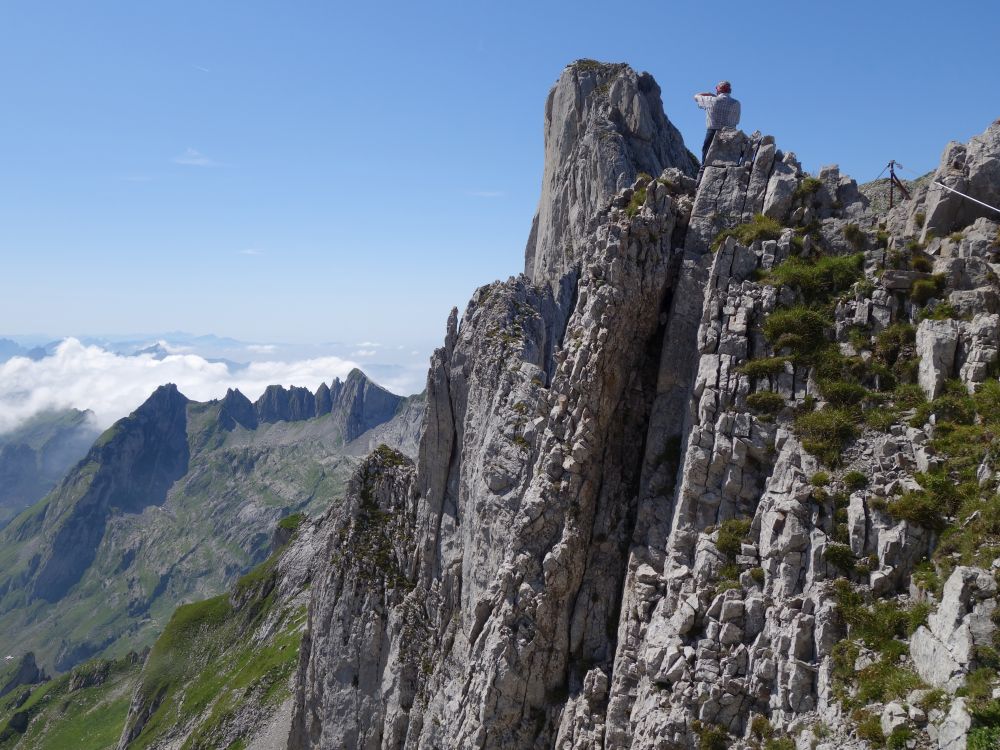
[916,319,960,399]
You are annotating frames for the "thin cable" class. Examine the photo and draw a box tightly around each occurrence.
[931,181,1000,215]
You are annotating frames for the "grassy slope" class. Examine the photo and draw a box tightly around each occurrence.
[0,526,309,750]
[0,401,354,673]
[124,534,308,750]
[0,656,141,750]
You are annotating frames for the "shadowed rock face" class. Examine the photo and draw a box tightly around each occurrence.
[247,369,404,443]
[256,384,318,423]
[29,384,190,603]
[219,388,258,430]
[524,61,697,306]
[0,652,41,698]
[329,369,406,443]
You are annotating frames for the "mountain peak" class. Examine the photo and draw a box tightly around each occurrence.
[524,62,696,293]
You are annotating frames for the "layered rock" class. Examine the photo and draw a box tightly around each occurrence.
[911,567,997,692]
[283,67,1000,750]
[524,60,696,306]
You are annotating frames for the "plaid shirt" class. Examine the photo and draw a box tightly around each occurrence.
[695,93,741,129]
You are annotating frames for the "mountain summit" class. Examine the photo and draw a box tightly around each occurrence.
[283,64,1000,750]
[3,63,1000,750]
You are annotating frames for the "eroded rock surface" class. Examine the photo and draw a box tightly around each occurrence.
[286,62,1000,750]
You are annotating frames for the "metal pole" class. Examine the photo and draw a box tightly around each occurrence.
[888,161,895,210]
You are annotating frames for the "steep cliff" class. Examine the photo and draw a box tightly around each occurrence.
[524,60,697,337]
[287,62,1000,750]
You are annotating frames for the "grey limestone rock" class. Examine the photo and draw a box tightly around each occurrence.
[918,119,1000,241]
[283,64,1000,750]
[911,566,997,692]
[936,698,973,750]
[524,60,695,298]
[917,318,960,399]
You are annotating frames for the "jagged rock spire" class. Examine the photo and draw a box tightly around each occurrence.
[524,60,696,292]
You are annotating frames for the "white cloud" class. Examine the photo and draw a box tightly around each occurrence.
[355,341,380,348]
[192,64,211,73]
[154,340,192,354]
[0,339,363,434]
[238,248,264,256]
[173,148,217,167]
[246,344,276,353]
[351,349,377,358]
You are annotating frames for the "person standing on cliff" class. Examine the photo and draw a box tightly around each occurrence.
[694,81,741,164]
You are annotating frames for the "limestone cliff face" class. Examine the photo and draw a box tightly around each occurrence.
[916,119,1000,241]
[524,61,696,313]
[289,63,1000,750]
[291,60,693,743]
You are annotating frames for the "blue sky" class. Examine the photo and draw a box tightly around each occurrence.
[2,0,997,352]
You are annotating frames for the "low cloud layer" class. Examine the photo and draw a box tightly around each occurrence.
[0,338,386,434]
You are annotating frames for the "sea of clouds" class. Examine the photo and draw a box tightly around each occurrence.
[0,338,425,434]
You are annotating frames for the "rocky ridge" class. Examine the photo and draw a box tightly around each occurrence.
[6,61,994,750]
[0,370,414,674]
[285,63,1000,750]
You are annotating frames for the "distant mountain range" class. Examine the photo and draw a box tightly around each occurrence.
[0,410,99,530]
[0,369,422,673]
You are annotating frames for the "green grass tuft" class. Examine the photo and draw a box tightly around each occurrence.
[277,512,305,532]
[716,518,752,560]
[762,253,864,304]
[746,391,785,417]
[739,357,790,379]
[625,187,647,218]
[711,214,782,251]
[763,306,830,357]
[794,408,857,466]
[843,471,868,490]
[794,176,823,203]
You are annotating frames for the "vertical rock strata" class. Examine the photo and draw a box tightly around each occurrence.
[291,163,686,748]
[524,61,696,322]
[289,65,1000,750]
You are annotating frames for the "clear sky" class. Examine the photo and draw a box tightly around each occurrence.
[2,0,997,351]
